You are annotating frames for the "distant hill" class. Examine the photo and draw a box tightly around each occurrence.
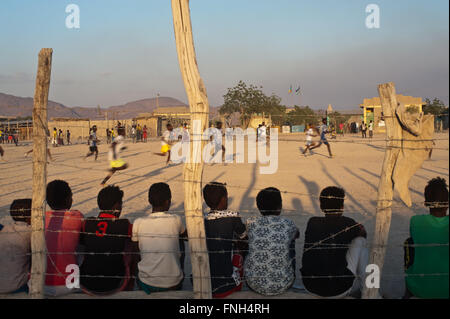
[0,92,81,119]
[0,92,190,120]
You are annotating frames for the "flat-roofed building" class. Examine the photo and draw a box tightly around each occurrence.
[360,94,424,132]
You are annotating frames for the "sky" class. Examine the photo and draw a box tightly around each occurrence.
[0,0,448,109]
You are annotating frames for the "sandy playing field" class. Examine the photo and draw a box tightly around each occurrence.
[0,132,448,299]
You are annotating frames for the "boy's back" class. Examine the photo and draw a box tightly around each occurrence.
[80,214,132,293]
[45,210,84,286]
[406,214,449,298]
[0,222,31,293]
[132,212,184,288]
[204,210,246,294]
[301,215,362,297]
[245,215,298,295]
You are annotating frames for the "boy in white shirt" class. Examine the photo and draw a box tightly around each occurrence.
[132,183,187,293]
[301,123,318,156]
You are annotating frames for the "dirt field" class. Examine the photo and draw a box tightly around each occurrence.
[0,132,448,299]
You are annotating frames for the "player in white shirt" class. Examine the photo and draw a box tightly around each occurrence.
[257,122,267,143]
[155,123,177,165]
[301,123,318,156]
[210,122,225,163]
[100,127,128,186]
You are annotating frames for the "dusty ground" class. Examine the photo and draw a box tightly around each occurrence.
[0,132,448,299]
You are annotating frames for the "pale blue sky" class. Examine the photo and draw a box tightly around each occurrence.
[0,0,448,109]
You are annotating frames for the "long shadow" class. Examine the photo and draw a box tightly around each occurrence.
[420,166,449,176]
[343,166,377,191]
[359,167,422,197]
[238,163,258,210]
[297,176,321,213]
[290,197,305,216]
[319,160,369,214]
[364,143,386,153]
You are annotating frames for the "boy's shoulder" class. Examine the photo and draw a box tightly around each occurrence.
[205,210,241,221]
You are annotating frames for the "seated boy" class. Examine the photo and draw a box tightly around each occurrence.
[245,187,299,296]
[0,199,32,294]
[203,182,247,298]
[132,183,186,293]
[301,186,368,298]
[45,180,84,297]
[80,185,138,295]
[404,177,449,299]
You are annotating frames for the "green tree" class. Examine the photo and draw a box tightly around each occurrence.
[423,98,448,116]
[285,106,318,126]
[220,81,286,127]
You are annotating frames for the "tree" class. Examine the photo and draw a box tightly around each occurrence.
[220,81,286,127]
[423,98,448,116]
[285,106,318,126]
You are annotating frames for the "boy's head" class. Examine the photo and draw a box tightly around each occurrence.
[10,199,32,225]
[148,183,171,211]
[320,186,345,215]
[46,180,73,210]
[97,185,124,217]
[203,182,228,210]
[425,177,449,215]
[216,122,223,129]
[257,187,282,216]
[322,118,327,124]
[167,123,173,131]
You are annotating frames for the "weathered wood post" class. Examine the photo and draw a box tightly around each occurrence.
[171,0,212,299]
[362,82,402,299]
[30,48,53,299]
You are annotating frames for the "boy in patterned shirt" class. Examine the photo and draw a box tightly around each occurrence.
[244,187,299,296]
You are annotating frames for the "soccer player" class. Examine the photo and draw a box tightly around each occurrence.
[155,123,176,165]
[301,124,318,156]
[85,125,99,161]
[309,118,333,158]
[100,127,128,186]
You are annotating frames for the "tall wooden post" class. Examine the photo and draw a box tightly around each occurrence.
[171,0,212,299]
[30,48,52,299]
[362,82,402,299]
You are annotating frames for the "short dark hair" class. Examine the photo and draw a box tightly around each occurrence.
[148,183,171,207]
[203,182,227,209]
[256,187,282,216]
[98,185,124,211]
[46,180,72,210]
[10,199,32,223]
[425,177,449,208]
[320,186,345,213]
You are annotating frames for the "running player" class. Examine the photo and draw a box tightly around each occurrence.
[101,127,128,186]
[85,126,99,161]
[309,118,333,158]
[301,124,318,156]
[155,123,176,165]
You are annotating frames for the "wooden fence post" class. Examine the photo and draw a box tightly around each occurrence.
[30,48,53,299]
[362,82,402,299]
[171,0,212,299]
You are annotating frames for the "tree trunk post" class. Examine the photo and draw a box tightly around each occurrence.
[30,48,53,299]
[362,82,402,299]
[171,0,212,299]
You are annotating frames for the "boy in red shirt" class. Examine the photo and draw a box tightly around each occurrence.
[44,180,84,297]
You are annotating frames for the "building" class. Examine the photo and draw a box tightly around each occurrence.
[360,94,424,132]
